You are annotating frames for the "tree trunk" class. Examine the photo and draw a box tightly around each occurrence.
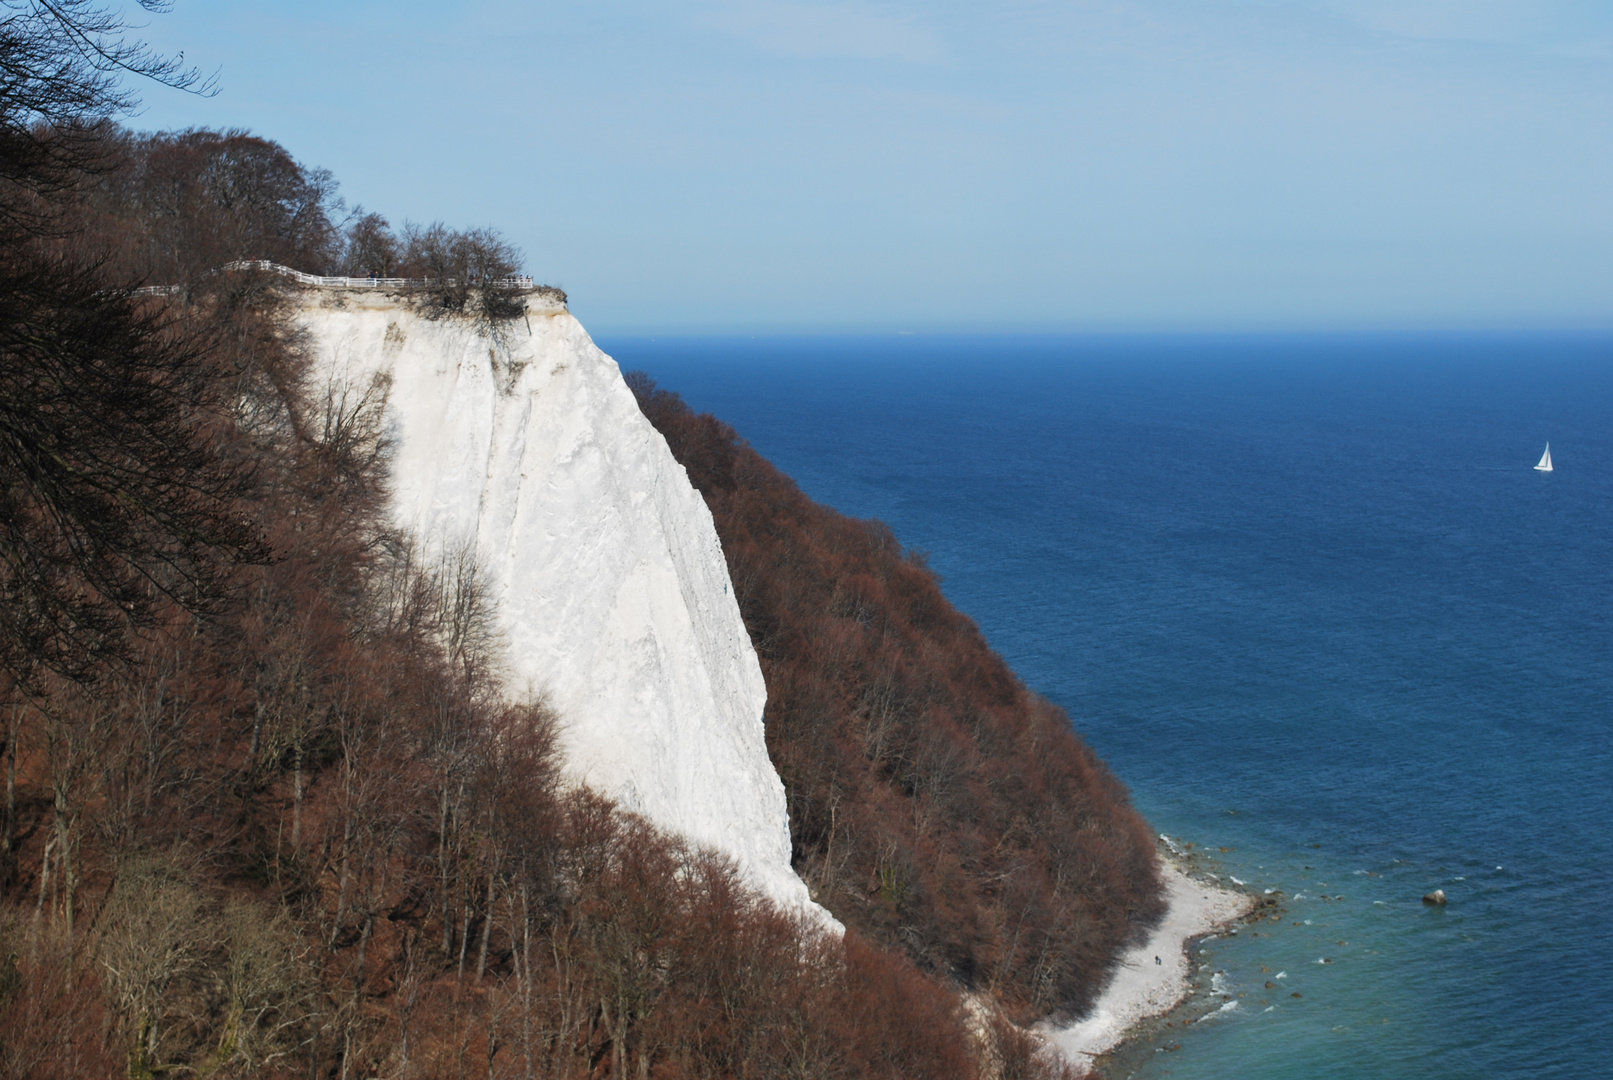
[354,911,374,993]
[607,998,623,1080]
[33,834,54,927]
[439,779,453,954]
[331,817,353,946]
[3,703,17,855]
[457,881,472,978]
[250,698,264,766]
[520,883,534,1080]
[477,866,495,980]
[52,791,74,929]
[291,740,305,849]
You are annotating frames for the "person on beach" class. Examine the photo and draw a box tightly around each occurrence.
[1155,956,1161,965]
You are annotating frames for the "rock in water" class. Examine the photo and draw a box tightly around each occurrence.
[1423,889,1448,905]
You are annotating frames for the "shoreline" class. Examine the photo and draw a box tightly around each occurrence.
[1039,839,1258,1073]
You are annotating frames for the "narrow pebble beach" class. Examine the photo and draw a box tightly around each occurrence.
[1043,855,1254,1066]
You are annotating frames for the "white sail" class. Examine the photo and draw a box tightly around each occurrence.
[1535,443,1553,472]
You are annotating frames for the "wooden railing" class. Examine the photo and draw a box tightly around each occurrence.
[133,260,539,296]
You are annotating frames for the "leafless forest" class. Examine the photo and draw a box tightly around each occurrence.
[0,4,1157,1076]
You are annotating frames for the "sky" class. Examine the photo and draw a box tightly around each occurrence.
[125,1,1612,334]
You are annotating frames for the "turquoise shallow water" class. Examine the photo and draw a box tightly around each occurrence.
[603,332,1613,1080]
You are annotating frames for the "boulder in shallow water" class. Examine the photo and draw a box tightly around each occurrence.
[1423,889,1448,905]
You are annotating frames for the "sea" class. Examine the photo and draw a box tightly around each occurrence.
[599,331,1613,1080]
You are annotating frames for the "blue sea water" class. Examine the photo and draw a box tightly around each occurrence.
[600,332,1613,1080]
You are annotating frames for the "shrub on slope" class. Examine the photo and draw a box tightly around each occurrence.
[629,373,1165,1023]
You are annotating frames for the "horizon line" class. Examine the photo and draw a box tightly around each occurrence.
[590,325,1613,341]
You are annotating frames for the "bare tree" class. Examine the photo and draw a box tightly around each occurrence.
[399,220,526,320]
[2,5,266,689]
[341,210,399,278]
[215,897,319,1074]
[1,0,214,235]
[0,256,269,687]
[95,854,216,1073]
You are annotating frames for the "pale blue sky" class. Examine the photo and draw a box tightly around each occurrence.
[128,2,1611,333]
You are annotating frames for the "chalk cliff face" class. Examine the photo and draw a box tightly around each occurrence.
[295,291,816,915]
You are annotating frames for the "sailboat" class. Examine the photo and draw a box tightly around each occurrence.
[1534,443,1553,472]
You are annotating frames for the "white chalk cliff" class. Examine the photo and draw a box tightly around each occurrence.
[295,290,817,916]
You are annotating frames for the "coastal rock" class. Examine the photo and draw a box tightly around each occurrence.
[294,291,821,919]
[1423,889,1448,905]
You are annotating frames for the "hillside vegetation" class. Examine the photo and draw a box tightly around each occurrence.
[1,126,1046,1078]
[1,6,1157,1074]
[628,377,1163,1023]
